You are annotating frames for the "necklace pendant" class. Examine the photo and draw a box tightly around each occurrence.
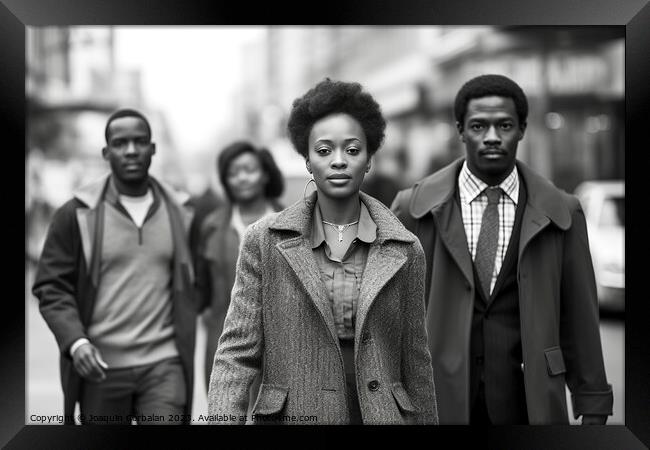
[337,225,344,242]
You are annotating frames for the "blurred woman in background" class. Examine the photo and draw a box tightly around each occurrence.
[208,79,437,425]
[196,141,284,393]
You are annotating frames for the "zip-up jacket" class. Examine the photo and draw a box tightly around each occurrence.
[32,174,197,424]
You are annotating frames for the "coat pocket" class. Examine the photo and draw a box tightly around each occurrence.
[544,346,567,376]
[252,384,289,416]
[390,382,417,414]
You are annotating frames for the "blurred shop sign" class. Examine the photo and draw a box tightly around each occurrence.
[445,46,622,102]
[374,85,421,118]
[546,52,613,95]
[444,55,544,102]
[365,55,429,117]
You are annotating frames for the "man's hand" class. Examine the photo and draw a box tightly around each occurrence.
[72,342,108,382]
[582,414,607,425]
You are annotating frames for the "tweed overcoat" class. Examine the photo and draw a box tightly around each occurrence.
[391,158,613,424]
[207,191,438,425]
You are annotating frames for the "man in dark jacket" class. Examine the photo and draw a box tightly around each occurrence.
[32,108,196,424]
[391,75,613,425]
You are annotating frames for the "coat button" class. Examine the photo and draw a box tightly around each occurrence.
[368,380,380,391]
[362,331,371,343]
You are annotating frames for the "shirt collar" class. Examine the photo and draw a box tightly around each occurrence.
[310,199,377,249]
[458,160,519,205]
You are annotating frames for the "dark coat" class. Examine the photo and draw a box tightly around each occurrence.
[391,158,613,424]
[32,174,197,424]
[196,200,284,388]
[207,192,438,424]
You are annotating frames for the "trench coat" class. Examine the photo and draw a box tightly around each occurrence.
[207,191,438,424]
[391,158,613,424]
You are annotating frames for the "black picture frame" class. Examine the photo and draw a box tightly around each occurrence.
[6,0,649,448]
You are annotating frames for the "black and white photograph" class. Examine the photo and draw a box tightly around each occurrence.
[23,25,626,429]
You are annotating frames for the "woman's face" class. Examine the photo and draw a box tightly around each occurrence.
[226,151,268,204]
[307,113,370,201]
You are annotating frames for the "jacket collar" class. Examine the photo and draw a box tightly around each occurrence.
[310,200,377,249]
[272,191,413,349]
[73,173,191,209]
[409,158,571,230]
[202,199,285,233]
[270,191,414,244]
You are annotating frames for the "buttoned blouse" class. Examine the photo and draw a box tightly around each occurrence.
[310,201,377,340]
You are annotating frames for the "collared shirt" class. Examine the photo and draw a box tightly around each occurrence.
[458,161,519,295]
[311,201,377,340]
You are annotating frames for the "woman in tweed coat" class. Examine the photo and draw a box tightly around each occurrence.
[208,79,438,425]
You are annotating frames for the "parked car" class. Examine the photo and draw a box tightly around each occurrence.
[574,181,625,312]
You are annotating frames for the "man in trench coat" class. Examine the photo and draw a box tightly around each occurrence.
[392,74,613,424]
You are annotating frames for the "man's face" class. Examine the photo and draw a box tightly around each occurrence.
[103,116,155,186]
[457,95,525,185]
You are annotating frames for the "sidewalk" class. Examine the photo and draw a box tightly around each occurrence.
[26,264,624,425]
[26,264,210,424]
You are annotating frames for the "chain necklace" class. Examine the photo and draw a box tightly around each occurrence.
[321,219,359,242]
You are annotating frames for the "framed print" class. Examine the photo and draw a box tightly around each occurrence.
[5,0,649,448]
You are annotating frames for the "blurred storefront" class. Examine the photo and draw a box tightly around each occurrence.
[427,26,624,193]
[26,27,180,264]
[233,26,624,204]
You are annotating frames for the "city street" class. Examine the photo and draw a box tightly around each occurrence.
[26,265,209,425]
[26,265,624,425]
[566,315,624,425]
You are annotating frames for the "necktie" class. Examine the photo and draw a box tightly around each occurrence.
[475,187,502,298]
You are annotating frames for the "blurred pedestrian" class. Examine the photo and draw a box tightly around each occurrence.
[196,141,285,395]
[392,74,613,424]
[208,79,437,425]
[188,184,223,267]
[360,149,402,207]
[32,108,196,424]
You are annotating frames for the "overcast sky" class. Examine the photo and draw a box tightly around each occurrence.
[115,26,264,159]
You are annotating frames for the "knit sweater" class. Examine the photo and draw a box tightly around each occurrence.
[87,197,179,368]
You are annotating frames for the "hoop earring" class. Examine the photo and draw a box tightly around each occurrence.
[303,177,316,206]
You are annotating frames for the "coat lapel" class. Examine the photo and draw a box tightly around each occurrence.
[518,204,550,261]
[407,158,575,288]
[355,243,407,344]
[75,208,95,272]
[355,192,415,344]
[73,174,110,288]
[156,177,194,232]
[270,191,415,348]
[516,161,572,260]
[275,237,338,344]
[270,194,339,344]
[409,159,474,289]
[432,200,474,289]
